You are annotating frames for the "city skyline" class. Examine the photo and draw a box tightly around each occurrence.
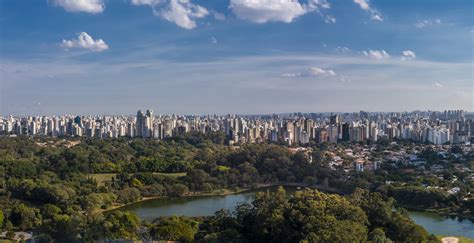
[1,0,473,115]
[2,109,470,146]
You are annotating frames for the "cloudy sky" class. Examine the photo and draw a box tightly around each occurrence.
[0,0,472,115]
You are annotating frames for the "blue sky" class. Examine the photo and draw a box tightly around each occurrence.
[0,0,472,115]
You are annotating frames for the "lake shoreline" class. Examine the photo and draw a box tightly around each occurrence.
[102,182,340,213]
[114,185,474,240]
[102,187,249,213]
[396,204,474,223]
[104,182,472,224]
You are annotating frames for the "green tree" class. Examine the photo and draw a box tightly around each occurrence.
[369,228,393,243]
[150,216,199,242]
[0,210,4,227]
[116,187,141,204]
[89,211,141,240]
[167,184,189,197]
[9,203,41,230]
[234,187,369,242]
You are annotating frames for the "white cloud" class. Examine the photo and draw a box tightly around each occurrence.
[354,0,370,10]
[324,15,336,23]
[335,46,350,52]
[282,72,303,78]
[401,50,416,60]
[213,11,226,21]
[434,82,443,88]
[154,0,209,29]
[309,67,336,76]
[131,0,159,5]
[353,0,383,21]
[283,67,336,78]
[50,0,104,13]
[211,36,217,44]
[415,19,441,28]
[61,32,109,52]
[229,0,330,24]
[363,49,390,59]
[131,0,209,29]
[371,14,383,21]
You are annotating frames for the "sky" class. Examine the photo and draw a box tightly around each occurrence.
[0,0,472,115]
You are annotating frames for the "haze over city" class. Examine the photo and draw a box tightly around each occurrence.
[1,0,473,115]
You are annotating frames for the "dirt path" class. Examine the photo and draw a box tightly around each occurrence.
[441,237,459,243]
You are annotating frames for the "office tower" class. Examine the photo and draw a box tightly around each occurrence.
[285,121,295,144]
[342,123,350,142]
[135,109,154,138]
[330,115,339,125]
[136,110,145,137]
[328,125,338,143]
[145,110,154,137]
[74,116,82,125]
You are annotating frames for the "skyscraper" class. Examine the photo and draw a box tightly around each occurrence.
[136,109,154,138]
[136,110,145,138]
[342,123,350,142]
[330,115,340,125]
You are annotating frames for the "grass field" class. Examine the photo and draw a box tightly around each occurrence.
[152,172,187,178]
[89,172,187,185]
[89,173,116,185]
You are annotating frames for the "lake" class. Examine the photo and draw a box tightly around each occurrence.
[119,187,474,239]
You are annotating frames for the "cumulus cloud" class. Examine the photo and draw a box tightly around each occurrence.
[50,0,104,13]
[434,82,443,88]
[363,49,390,59]
[415,19,441,28]
[211,36,218,44]
[60,32,109,52]
[283,67,336,78]
[229,0,330,24]
[155,0,208,29]
[353,0,382,21]
[401,50,416,60]
[131,0,209,29]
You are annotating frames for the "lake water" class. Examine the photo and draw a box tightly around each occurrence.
[408,211,474,239]
[119,187,474,239]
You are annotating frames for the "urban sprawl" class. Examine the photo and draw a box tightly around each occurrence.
[1,110,470,146]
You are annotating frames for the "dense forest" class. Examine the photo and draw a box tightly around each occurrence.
[0,134,470,241]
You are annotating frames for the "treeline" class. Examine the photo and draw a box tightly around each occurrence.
[96,188,438,242]
[336,173,474,220]
[381,185,474,220]
[2,188,439,242]
[193,187,439,242]
[1,135,331,202]
[0,135,332,240]
[0,135,464,241]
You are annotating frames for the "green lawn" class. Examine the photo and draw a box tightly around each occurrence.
[152,172,187,178]
[90,172,187,185]
[89,173,116,185]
